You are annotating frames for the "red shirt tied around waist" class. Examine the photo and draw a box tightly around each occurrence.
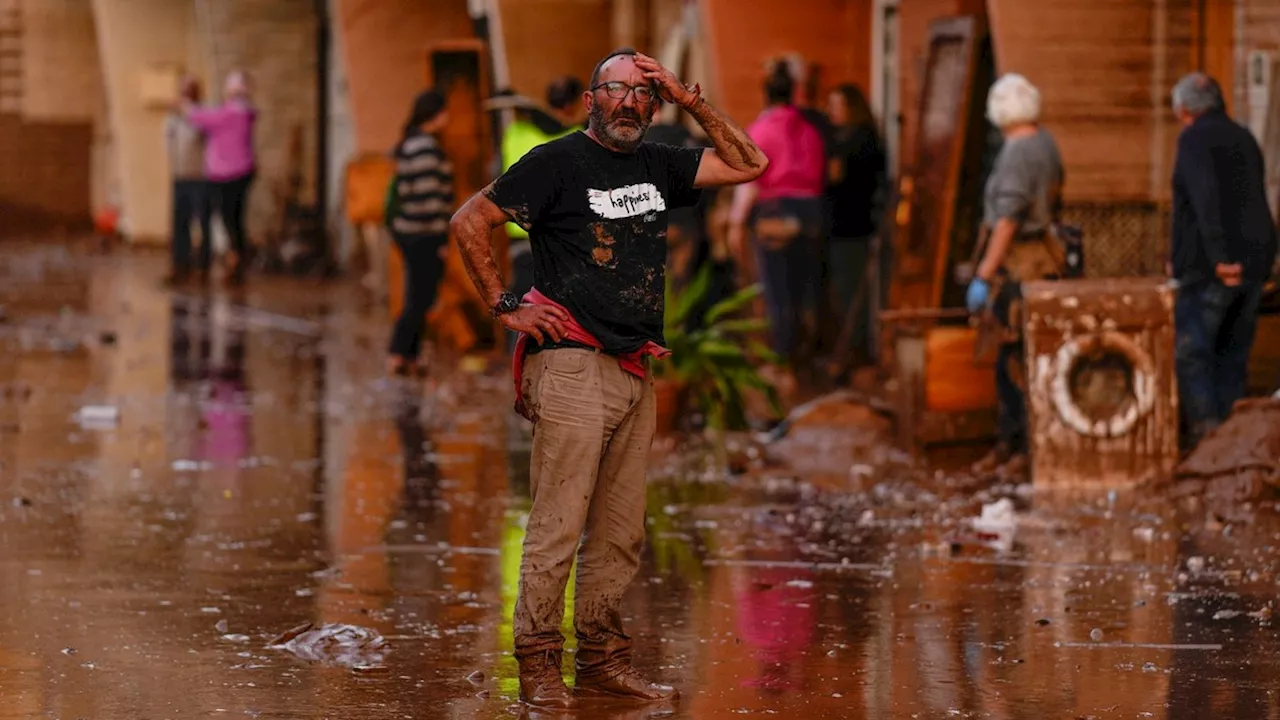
[512,288,670,421]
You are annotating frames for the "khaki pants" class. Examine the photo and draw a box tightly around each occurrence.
[513,347,655,679]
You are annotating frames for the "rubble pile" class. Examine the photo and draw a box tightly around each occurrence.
[1167,398,1280,520]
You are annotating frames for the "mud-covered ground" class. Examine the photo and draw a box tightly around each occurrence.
[1,242,1278,719]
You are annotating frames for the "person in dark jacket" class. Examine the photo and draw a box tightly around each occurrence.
[824,83,887,372]
[386,89,453,377]
[1169,72,1278,449]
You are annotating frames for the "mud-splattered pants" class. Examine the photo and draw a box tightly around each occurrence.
[1174,280,1264,448]
[513,347,655,680]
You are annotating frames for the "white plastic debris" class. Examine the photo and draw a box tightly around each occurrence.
[75,405,119,428]
[972,498,1017,534]
[971,498,1017,552]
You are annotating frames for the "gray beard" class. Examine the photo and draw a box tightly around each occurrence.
[589,111,648,153]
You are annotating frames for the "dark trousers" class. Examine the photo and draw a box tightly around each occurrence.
[752,196,824,363]
[996,341,1027,452]
[388,233,448,361]
[828,236,873,364]
[992,279,1027,452]
[1174,280,1265,447]
[213,171,255,265]
[172,179,212,274]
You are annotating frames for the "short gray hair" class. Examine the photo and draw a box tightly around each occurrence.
[1171,72,1225,115]
[986,73,1041,128]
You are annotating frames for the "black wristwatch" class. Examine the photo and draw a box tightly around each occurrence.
[490,291,520,317]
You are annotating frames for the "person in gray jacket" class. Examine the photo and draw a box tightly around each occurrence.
[165,75,213,284]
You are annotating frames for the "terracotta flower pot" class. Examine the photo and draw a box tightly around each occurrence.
[653,378,686,436]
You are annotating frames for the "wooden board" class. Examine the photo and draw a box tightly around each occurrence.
[1022,277,1179,489]
[888,15,987,316]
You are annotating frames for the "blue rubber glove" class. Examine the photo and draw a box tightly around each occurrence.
[965,279,989,313]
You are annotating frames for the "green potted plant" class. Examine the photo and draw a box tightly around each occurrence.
[654,263,783,436]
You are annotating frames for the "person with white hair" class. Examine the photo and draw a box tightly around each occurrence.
[965,72,1066,479]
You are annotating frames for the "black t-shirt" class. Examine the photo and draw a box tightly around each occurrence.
[485,131,704,354]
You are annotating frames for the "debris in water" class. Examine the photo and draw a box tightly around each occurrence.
[267,622,388,672]
[1212,609,1242,620]
[75,405,119,428]
[215,619,229,634]
[960,498,1017,552]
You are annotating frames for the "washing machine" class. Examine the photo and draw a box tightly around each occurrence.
[1021,277,1179,489]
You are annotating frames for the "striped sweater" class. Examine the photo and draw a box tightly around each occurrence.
[391,130,454,236]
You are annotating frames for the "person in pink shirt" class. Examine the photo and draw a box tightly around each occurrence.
[182,70,258,286]
[728,60,826,381]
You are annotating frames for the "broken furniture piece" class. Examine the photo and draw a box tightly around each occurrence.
[879,14,999,452]
[1022,277,1179,489]
[882,310,997,453]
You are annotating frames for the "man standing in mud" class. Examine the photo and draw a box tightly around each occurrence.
[450,49,768,708]
[1168,72,1276,450]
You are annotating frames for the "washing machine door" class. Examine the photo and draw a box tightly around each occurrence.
[1049,331,1157,438]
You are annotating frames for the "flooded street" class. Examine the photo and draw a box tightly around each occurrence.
[1,243,1278,719]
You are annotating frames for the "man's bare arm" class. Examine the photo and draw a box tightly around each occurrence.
[632,52,768,188]
[452,180,569,342]
[685,98,769,187]
[449,186,511,307]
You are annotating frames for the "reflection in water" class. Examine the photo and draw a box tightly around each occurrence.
[0,248,1279,719]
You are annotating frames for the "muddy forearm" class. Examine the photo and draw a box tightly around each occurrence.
[685,98,766,172]
[450,199,508,307]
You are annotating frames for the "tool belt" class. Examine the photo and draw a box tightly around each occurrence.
[971,224,1077,362]
[750,198,804,251]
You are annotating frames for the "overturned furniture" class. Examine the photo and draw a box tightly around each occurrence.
[880,14,1000,451]
[1022,277,1179,489]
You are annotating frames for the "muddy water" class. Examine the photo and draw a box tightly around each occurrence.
[1,243,1278,719]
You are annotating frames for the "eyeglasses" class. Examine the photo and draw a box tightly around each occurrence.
[591,81,657,104]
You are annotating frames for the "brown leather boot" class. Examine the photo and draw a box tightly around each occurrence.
[517,649,575,710]
[574,665,678,703]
